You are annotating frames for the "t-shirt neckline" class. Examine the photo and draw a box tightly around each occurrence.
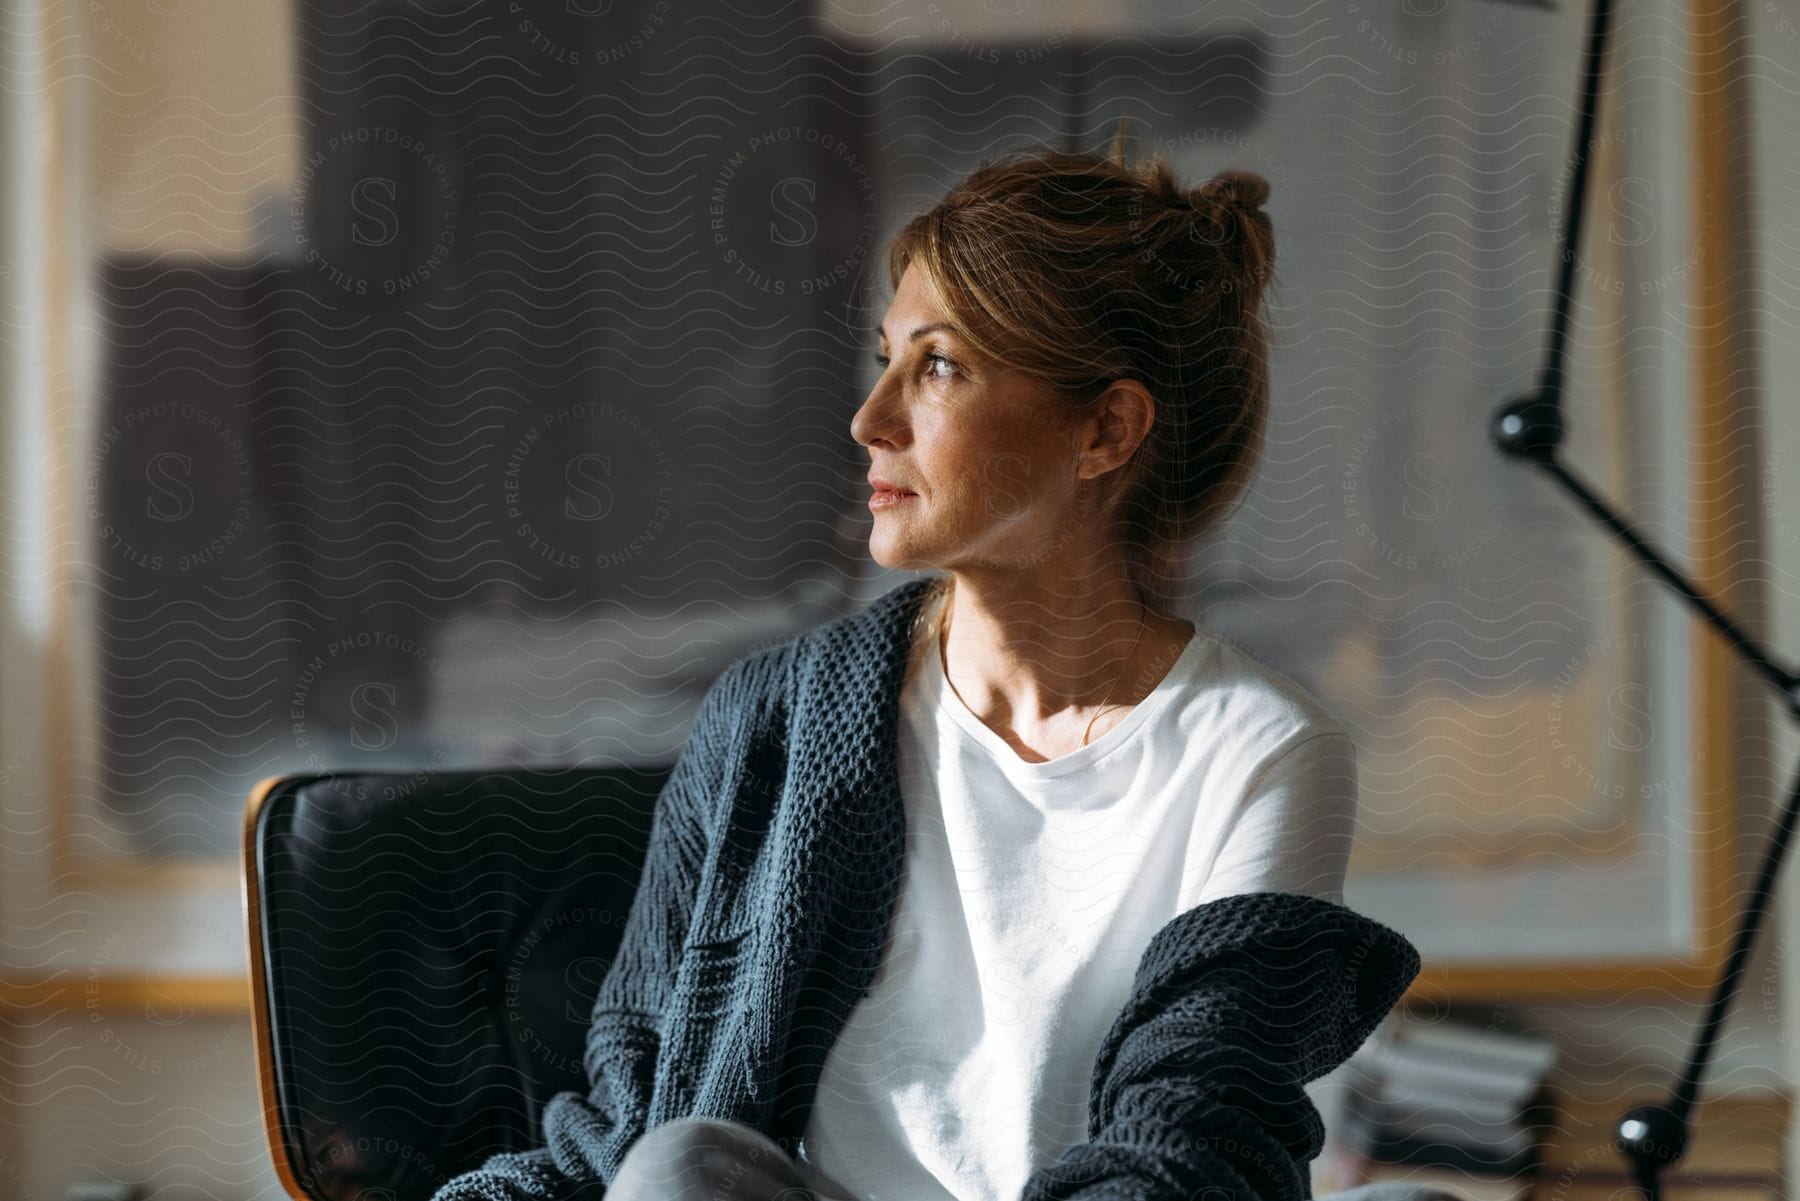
[922,619,1204,780]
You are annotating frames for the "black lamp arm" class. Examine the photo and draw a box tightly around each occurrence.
[1487,0,1800,1196]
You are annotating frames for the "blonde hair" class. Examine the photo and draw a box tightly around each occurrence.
[889,117,1278,653]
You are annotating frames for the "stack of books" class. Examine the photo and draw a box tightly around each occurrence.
[1328,1010,1561,1200]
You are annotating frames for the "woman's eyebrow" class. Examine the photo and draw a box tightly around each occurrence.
[872,320,960,345]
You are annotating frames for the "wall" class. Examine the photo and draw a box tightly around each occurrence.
[1752,0,1800,1168]
[0,1,295,1196]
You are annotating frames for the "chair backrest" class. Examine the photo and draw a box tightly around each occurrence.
[244,765,673,1201]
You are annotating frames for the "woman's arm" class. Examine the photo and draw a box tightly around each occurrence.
[1196,729,1360,907]
[432,660,749,1201]
[1018,890,1421,1201]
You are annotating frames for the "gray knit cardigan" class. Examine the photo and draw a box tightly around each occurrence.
[434,575,1422,1201]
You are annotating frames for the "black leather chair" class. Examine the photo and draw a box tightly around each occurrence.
[243,766,673,1201]
[244,767,1458,1201]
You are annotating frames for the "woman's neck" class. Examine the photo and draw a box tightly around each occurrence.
[933,570,1195,759]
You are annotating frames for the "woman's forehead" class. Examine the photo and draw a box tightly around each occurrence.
[873,316,962,346]
[879,270,945,327]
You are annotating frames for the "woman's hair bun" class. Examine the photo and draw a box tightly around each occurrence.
[1179,167,1275,293]
[1193,168,1270,218]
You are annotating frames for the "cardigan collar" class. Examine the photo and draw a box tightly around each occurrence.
[781,574,940,951]
[792,574,939,794]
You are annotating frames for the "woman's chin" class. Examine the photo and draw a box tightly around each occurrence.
[867,537,937,573]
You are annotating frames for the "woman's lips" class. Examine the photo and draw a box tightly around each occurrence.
[869,488,916,511]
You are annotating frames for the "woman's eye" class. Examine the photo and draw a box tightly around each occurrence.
[872,351,958,381]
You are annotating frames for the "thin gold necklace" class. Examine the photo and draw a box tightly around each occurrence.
[936,596,1150,751]
[1080,606,1147,748]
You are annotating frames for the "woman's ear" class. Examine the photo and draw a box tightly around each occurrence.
[1076,379,1156,482]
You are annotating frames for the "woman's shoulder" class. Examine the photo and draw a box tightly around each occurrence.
[1182,624,1354,754]
[697,575,940,726]
[721,576,936,674]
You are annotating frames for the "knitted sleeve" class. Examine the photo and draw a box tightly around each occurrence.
[1018,891,1421,1201]
[430,659,748,1201]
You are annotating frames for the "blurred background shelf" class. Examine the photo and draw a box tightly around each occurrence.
[0,974,250,1013]
[1318,1007,1792,1200]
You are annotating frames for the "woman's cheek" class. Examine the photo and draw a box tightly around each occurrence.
[980,449,1039,524]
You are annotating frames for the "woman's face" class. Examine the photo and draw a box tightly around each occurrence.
[852,264,1097,577]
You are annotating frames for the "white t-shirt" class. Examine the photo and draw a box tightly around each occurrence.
[798,615,1359,1201]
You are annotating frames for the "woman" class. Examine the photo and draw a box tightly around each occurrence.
[436,126,1423,1201]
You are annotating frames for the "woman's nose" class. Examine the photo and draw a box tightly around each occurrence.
[851,383,898,449]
